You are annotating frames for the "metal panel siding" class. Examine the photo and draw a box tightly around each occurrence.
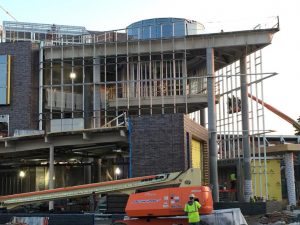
[183,114,209,185]
[191,139,201,168]
[251,159,282,201]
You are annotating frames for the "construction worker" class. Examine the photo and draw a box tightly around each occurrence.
[184,193,201,225]
[89,191,98,211]
[230,172,237,189]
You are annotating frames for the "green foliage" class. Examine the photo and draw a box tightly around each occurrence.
[295,116,300,135]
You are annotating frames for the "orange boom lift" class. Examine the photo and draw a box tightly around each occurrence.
[0,168,213,225]
[248,94,300,131]
[116,186,212,225]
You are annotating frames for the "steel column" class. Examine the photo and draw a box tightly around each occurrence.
[84,158,92,184]
[240,55,252,202]
[200,109,206,127]
[97,159,102,182]
[49,145,54,210]
[93,57,101,128]
[206,47,219,202]
[38,42,44,130]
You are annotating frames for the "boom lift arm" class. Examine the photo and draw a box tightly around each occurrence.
[0,168,201,209]
[248,94,300,132]
[0,4,18,21]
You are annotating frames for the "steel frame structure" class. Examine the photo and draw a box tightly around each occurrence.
[213,49,277,200]
[40,22,207,132]
[0,18,280,200]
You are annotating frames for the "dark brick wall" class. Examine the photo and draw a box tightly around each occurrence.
[0,42,39,135]
[130,114,209,178]
[130,114,185,177]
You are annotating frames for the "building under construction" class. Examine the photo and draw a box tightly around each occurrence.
[1,17,294,206]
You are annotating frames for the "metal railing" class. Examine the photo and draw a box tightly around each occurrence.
[38,110,128,133]
[2,16,279,45]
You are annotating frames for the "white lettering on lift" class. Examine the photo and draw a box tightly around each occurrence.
[133,199,160,204]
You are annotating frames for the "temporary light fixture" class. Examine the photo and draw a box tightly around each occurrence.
[19,170,26,178]
[70,72,76,79]
[115,167,121,175]
[113,149,122,153]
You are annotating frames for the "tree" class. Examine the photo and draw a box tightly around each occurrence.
[295,116,300,135]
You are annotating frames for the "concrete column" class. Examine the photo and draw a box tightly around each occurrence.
[61,167,66,187]
[284,153,296,206]
[237,160,243,202]
[39,42,44,131]
[206,48,219,202]
[130,64,135,98]
[200,109,206,127]
[240,55,252,202]
[49,145,54,210]
[97,159,102,182]
[93,57,101,128]
[84,72,92,129]
[84,158,93,184]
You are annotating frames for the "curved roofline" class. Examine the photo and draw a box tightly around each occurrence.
[127,17,202,28]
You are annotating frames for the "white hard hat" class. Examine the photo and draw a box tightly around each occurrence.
[189,194,195,198]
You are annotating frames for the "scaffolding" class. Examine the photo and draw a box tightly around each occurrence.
[214,49,277,200]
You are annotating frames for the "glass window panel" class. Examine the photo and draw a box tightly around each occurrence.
[17,32,25,39]
[84,58,93,66]
[74,58,83,84]
[52,62,61,85]
[63,63,72,84]
[43,61,51,85]
[74,85,83,112]
[84,65,93,83]
[0,55,7,64]
[0,67,7,87]
[174,21,185,37]
[62,86,72,113]
[25,32,31,39]
[0,55,8,104]
[0,121,8,137]
[0,88,6,104]
[40,33,46,40]
[161,24,172,38]
[73,66,83,84]
[156,18,169,24]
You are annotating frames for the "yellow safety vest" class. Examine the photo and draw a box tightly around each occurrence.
[230,173,236,181]
[184,201,201,223]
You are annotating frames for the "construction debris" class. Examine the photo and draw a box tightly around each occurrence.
[258,211,300,224]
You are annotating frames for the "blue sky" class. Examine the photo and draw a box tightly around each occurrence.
[1,0,299,135]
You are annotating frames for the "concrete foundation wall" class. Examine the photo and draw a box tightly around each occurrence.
[0,42,39,135]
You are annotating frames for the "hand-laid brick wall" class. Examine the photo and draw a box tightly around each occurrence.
[130,114,185,177]
[130,113,209,180]
[0,42,39,135]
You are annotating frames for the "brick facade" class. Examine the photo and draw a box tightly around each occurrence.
[0,42,39,135]
[130,113,209,180]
